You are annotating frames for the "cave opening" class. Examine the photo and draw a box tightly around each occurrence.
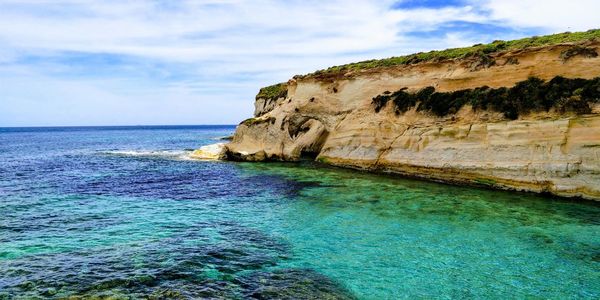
[300,150,320,160]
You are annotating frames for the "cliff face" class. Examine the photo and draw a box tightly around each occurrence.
[225,39,600,200]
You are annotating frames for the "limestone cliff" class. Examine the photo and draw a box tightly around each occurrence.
[225,31,600,200]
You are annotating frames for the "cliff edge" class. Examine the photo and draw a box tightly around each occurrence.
[225,30,600,200]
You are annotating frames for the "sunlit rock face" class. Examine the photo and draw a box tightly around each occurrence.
[190,143,226,160]
[226,40,600,200]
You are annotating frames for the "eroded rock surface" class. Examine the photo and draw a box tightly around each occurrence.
[225,41,600,200]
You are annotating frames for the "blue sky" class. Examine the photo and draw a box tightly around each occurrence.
[0,0,598,126]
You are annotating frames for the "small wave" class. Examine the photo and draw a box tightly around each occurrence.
[100,144,226,161]
[101,149,192,160]
[189,143,226,160]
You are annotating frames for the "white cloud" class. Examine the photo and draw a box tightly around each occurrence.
[0,71,254,126]
[477,0,599,32]
[0,0,599,126]
[0,1,400,61]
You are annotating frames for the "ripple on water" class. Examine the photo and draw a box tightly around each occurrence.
[1,127,599,299]
[0,220,353,299]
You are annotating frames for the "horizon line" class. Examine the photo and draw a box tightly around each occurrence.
[0,124,238,129]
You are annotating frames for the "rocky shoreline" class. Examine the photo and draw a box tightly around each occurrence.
[223,31,600,200]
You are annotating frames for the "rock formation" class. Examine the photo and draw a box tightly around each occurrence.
[225,31,600,200]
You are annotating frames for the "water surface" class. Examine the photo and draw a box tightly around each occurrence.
[1,126,598,299]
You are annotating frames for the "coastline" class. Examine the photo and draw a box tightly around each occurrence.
[223,30,600,201]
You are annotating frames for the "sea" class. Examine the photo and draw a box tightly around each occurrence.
[0,125,598,299]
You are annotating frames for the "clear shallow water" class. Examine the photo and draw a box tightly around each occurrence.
[0,126,598,299]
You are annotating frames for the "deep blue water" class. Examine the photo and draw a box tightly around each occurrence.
[0,126,599,299]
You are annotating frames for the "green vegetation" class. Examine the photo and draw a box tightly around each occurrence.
[241,116,276,126]
[559,45,598,61]
[256,83,288,100]
[316,156,330,164]
[372,76,600,119]
[304,29,600,78]
[474,178,498,186]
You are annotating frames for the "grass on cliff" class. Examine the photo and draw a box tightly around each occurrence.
[240,116,276,126]
[304,29,600,78]
[372,76,600,119]
[256,83,288,100]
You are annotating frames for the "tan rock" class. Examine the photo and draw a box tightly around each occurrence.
[225,41,600,200]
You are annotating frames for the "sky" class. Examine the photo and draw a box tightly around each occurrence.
[0,0,598,126]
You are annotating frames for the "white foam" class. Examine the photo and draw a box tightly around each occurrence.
[101,149,191,160]
[101,143,227,161]
[189,143,226,160]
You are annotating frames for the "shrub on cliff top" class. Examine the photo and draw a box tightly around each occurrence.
[240,116,276,126]
[372,76,600,119]
[256,83,288,100]
[304,29,600,78]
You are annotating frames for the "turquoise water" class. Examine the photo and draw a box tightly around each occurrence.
[1,126,599,299]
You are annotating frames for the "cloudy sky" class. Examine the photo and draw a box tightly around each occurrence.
[0,0,598,126]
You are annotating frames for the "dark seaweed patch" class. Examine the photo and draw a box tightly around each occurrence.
[0,219,354,299]
[239,269,356,300]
